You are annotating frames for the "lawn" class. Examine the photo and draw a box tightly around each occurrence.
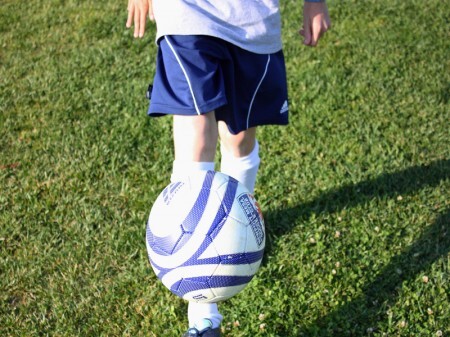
[1,0,449,336]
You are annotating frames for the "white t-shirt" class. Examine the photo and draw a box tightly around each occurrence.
[153,0,282,54]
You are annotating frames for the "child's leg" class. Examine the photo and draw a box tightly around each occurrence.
[218,122,260,194]
[171,113,218,178]
[171,112,223,330]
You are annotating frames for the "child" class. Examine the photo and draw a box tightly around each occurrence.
[126,1,331,336]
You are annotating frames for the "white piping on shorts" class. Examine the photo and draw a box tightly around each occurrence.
[165,36,201,115]
[247,54,271,129]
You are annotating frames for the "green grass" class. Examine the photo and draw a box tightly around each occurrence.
[1,0,449,336]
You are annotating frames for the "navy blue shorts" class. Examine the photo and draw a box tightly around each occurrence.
[147,35,289,135]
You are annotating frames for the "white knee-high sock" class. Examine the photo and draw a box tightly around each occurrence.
[170,160,215,183]
[188,302,223,329]
[171,160,223,329]
[220,140,260,194]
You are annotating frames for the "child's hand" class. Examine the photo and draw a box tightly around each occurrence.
[300,2,331,47]
[126,0,154,38]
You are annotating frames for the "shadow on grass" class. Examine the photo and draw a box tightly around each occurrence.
[307,209,449,336]
[264,159,449,239]
[263,159,449,335]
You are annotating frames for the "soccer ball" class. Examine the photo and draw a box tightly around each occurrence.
[145,170,265,303]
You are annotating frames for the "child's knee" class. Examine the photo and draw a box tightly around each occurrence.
[219,123,257,157]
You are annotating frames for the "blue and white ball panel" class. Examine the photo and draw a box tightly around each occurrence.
[146,172,224,269]
[146,171,265,303]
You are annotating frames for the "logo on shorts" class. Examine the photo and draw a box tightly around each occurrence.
[280,100,289,114]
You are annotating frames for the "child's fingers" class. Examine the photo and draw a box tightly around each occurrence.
[139,9,147,37]
[126,0,153,37]
[312,18,330,46]
[302,22,312,46]
[148,0,154,21]
[134,7,140,37]
[126,5,134,28]
[311,23,321,46]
